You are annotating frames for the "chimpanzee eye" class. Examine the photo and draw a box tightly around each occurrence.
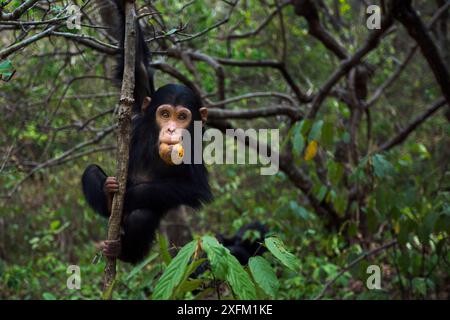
[178,113,187,121]
[161,110,170,118]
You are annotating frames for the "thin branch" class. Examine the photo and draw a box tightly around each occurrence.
[208,104,302,120]
[225,1,289,40]
[367,1,450,107]
[308,13,394,118]
[175,0,238,43]
[50,31,119,54]
[314,240,398,300]
[292,0,348,60]
[6,126,116,197]
[207,91,297,107]
[0,0,39,20]
[378,97,447,152]
[0,25,57,59]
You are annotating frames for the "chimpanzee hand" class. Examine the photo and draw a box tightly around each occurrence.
[104,176,119,195]
[101,239,121,258]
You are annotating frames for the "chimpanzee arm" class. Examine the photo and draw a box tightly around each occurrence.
[124,179,211,213]
[81,164,110,217]
[98,0,154,113]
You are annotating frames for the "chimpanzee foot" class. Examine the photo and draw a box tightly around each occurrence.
[101,239,121,258]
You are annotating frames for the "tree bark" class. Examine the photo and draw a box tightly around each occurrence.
[102,0,136,300]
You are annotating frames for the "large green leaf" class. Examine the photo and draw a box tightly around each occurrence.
[265,237,300,272]
[202,236,257,299]
[249,256,279,298]
[201,236,229,279]
[152,239,197,300]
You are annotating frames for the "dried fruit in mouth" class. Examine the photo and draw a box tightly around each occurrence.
[159,142,184,165]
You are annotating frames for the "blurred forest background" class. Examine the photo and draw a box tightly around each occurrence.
[0,0,449,300]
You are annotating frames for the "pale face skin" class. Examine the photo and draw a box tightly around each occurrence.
[156,104,193,146]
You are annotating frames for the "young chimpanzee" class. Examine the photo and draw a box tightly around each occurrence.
[82,1,212,264]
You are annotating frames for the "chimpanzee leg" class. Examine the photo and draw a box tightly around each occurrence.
[119,209,163,264]
[81,164,110,217]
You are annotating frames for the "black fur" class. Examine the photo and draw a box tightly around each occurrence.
[192,222,268,278]
[82,3,211,264]
[82,85,212,264]
[102,0,155,113]
[216,221,268,265]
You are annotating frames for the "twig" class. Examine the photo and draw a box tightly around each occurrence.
[0,0,39,20]
[0,25,57,59]
[208,104,302,120]
[207,91,297,107]
[102,0,136,300]
[175,0,238,43]
[225,1,289,40]
[314,240,397,300]
[378,98,447,151]
[307,12,394,118]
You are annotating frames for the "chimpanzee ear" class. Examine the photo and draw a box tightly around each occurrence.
[141,96,152,114]
[199,107,208,125]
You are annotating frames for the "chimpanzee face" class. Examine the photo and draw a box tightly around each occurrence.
[156,104,193,146]
[140,84,208,165]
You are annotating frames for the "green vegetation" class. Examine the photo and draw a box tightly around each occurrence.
[0,0,449,300]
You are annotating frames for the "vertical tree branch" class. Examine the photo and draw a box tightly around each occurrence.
[102,0,136,300]
[391,0,450,106]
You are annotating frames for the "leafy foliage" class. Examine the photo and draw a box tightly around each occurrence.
[0,0,449,301]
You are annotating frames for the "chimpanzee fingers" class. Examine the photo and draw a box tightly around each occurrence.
[105,182,119,189]
[106,176,118,184]
[104,178,119,193]
[101,239,121,257]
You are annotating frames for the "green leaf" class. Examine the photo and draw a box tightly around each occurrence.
[165,28,178,36]
[201,236,229,279]
[321,121,334,149]
[300,119,312,136]
[372,154,394,178]
[265,237,300,272]
[202,236,257,299]
[317,185,328,202]
[412,278,427,296]
[289,201,310,220]
[328,160,344,185]
[50,220,61,231]
[0,59,15,81]
[178,279,203,294]
[42,292,56,300]
[293,128,305,155]
[126,252,159,281]
[249,256,279,298]
[152,240,197,300]
[157,233,172,265]
[0,59,13,73]
[308,120,324,141]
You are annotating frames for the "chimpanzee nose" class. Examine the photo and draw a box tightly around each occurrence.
[168,127,175,134]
